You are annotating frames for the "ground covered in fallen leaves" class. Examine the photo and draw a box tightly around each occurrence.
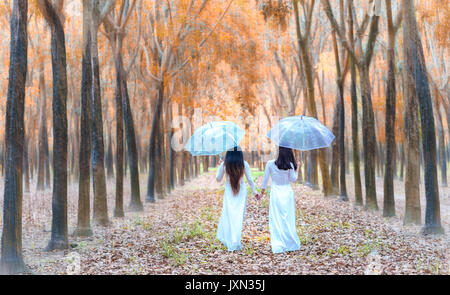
[0,169,448,275]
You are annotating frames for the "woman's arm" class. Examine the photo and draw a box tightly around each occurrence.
[289,162,299,182]
[244,162,258,195]
[261,161,272,190]
[216,162,225,182]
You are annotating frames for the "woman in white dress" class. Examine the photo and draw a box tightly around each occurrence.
[216,148,258,251]
[257,147,301,253]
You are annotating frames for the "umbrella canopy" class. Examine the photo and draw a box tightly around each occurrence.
[267,115,335,151]
[184,121,245,156]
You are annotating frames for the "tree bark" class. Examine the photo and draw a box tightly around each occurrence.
[0,0,28,274]
[37,59,49,190]
[113,54,124,217]
[23,136,30,193]
[349,45,363,206]
[101,0,143,210]
[322,0,379,206]
[436,115,447,187]
[402,0,421,225]
[113,49,143,210]
[360,64,378,210]
[37,0,69,251]
[330,101,340,195]
[146,81,164,202]
[337,80,347,200]
[383,45,396,217]
[402,0,443,234]
[75,1,93,236]
[90,4,109,226]
[169,104,175,189]
[106,126,114,179]
[121,71,143,210]
[383,0,397,217]
[293,0,326,192]
[155,110,165,198]
[331,28,347,200]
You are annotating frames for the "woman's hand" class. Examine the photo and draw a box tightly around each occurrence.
[256,189,265,200]
[218,158,224,166]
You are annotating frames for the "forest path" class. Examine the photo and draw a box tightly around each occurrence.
[3,169,449,274]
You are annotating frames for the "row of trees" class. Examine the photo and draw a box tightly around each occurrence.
[0,0,447,274]
[258,0,445,232]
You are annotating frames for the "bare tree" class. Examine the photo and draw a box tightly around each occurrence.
[383,0,402,217]
[103,0,143,213]
[322,0,380,209]
[402,0,443,234]
[37,0,69,250]
[293,0,333,196]
[89,0,117,226]
[75,0,94,236]
[0,0,28,274]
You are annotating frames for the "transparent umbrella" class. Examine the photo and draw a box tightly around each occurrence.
[267,115,335,151]
[184,121,245,156]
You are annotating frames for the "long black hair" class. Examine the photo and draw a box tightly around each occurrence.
[275,146,297,170]
[225,147,244,196]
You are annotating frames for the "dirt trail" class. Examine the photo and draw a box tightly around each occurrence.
[0,171,448,274]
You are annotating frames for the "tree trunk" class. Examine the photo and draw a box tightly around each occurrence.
[37,64,47,191]
[431,74,447,189]
[37,58,50,191]
[437,122,447,187]
[169,103,175,189]
[383,20,397,217]
[0,0,27,274]
[330,101,340,195]
[304,152,310,184]
[203,156,209,172]
[75,3,93,237]
[90,12,108,226]
[106,127,114,179]
[195,154,200,177]
[399,144,405,180]
[113,53,124,217]
[146,81,164,202]
[331,27,347,200]
[402,1,421,225]
[155,111,165,198]
[23,137,30,193]
[293,0,324,192]
[337,81,347,200]
[360,65,378,210]
[178,152,185,186]
[119,61,143,210]
[41,0,69,251]
[403,0,443,234]
[349,53,363,206]
[45,133,51,188]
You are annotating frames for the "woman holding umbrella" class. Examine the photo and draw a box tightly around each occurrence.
[216,147,258,251]
[257,115,335,254]
[184,121,258,251]
[257,147,301,253]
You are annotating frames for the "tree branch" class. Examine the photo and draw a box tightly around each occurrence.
[99,0,117,23]
[171,0,233,76]
[321,0,357,62]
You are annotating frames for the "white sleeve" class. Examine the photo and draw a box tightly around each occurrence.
[216,162,225,182]
[289,162,298,182]
[244,162,258,195]
[261,161,272,189]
